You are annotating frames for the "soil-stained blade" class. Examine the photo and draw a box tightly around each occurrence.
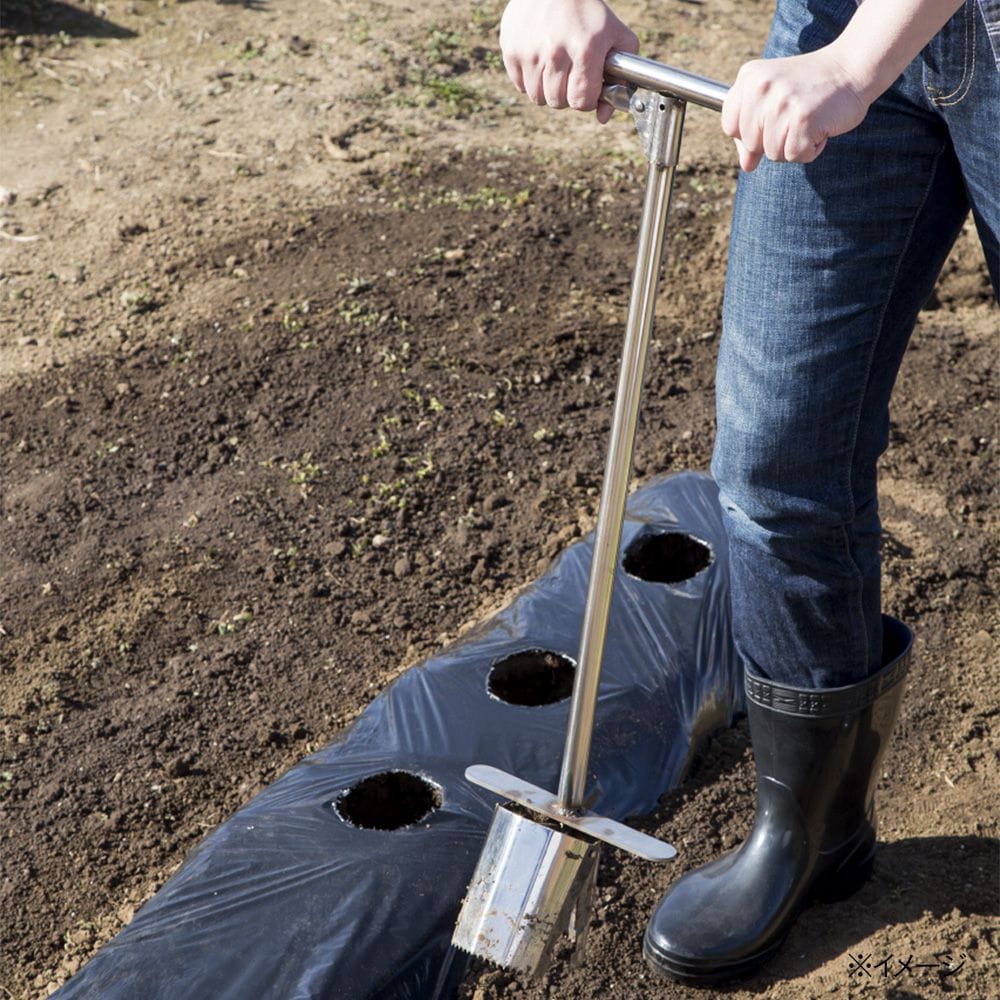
[451,803,602,975]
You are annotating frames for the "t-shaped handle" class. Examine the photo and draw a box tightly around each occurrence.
[604,51,729,111]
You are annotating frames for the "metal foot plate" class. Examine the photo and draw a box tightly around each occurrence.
[466,764,676,862]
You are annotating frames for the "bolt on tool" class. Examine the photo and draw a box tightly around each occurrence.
[450,53,729,976]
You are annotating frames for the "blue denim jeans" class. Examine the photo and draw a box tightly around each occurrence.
[712,0,999,689]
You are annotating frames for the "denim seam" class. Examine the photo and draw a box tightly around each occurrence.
[936,9,978,105]
[926,0,977,105]
[925,0,971,99]
[843,141,947,671]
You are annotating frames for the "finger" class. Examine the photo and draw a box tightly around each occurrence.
[737,104,765,166]
[566,46,600,111]
[498,16,522,90]
[784,125,829,163]
[569,22,637,113]
[762,121,787,163]
[577,23,639,112]
[783,126,812,163]
[721,62,756,138]
[502,52,525,93]
[542,56,570,109]
[735,138,763,173]
[721,90,741,138]
[523,59,546,105]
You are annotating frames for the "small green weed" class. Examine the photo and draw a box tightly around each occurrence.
[121,288,157,316]
[217,608,254,636]
[492,409,516,429]
[285,452,322,497]
[420,74,481,116]
[352,16,371,44]
[424,28,464,67]
[371,430,392,459]
[444,186,530,211]
[470,4,502,31]
[168,335,193,365]
[341,299,377,326]
[231,40,266,62]
[282,300,310,334]
[379,341,411,372]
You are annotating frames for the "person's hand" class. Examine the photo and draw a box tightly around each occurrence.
[499,0,639,124]
[721,48,870,172]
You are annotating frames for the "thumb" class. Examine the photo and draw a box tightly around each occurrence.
[615,25,640,56]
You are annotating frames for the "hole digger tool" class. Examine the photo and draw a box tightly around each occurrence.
[450,53,729,977]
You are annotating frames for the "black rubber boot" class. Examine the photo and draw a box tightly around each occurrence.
[643,615,912,984]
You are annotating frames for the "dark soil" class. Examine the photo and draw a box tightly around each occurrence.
[1,3,997,998]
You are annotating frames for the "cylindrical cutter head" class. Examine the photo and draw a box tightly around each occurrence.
[452,803,602,975]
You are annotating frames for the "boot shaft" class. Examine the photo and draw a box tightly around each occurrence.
[743,617,912,850]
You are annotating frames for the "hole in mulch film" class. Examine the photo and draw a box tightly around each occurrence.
[334,770,442,831]
[488,649,576,706]
[623,531,712,584]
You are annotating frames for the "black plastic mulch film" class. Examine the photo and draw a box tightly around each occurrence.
[55,472,741,999]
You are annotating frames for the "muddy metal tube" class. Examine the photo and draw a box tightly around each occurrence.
[556,99,688,813]
[604,51,728,112]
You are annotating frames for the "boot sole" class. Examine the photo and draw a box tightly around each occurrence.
[642,930,785,985]
[642,855,874,984]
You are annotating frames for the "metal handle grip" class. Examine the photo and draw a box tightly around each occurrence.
[604,51,729,112]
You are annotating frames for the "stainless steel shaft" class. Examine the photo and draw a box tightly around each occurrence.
[556,99,687,813]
